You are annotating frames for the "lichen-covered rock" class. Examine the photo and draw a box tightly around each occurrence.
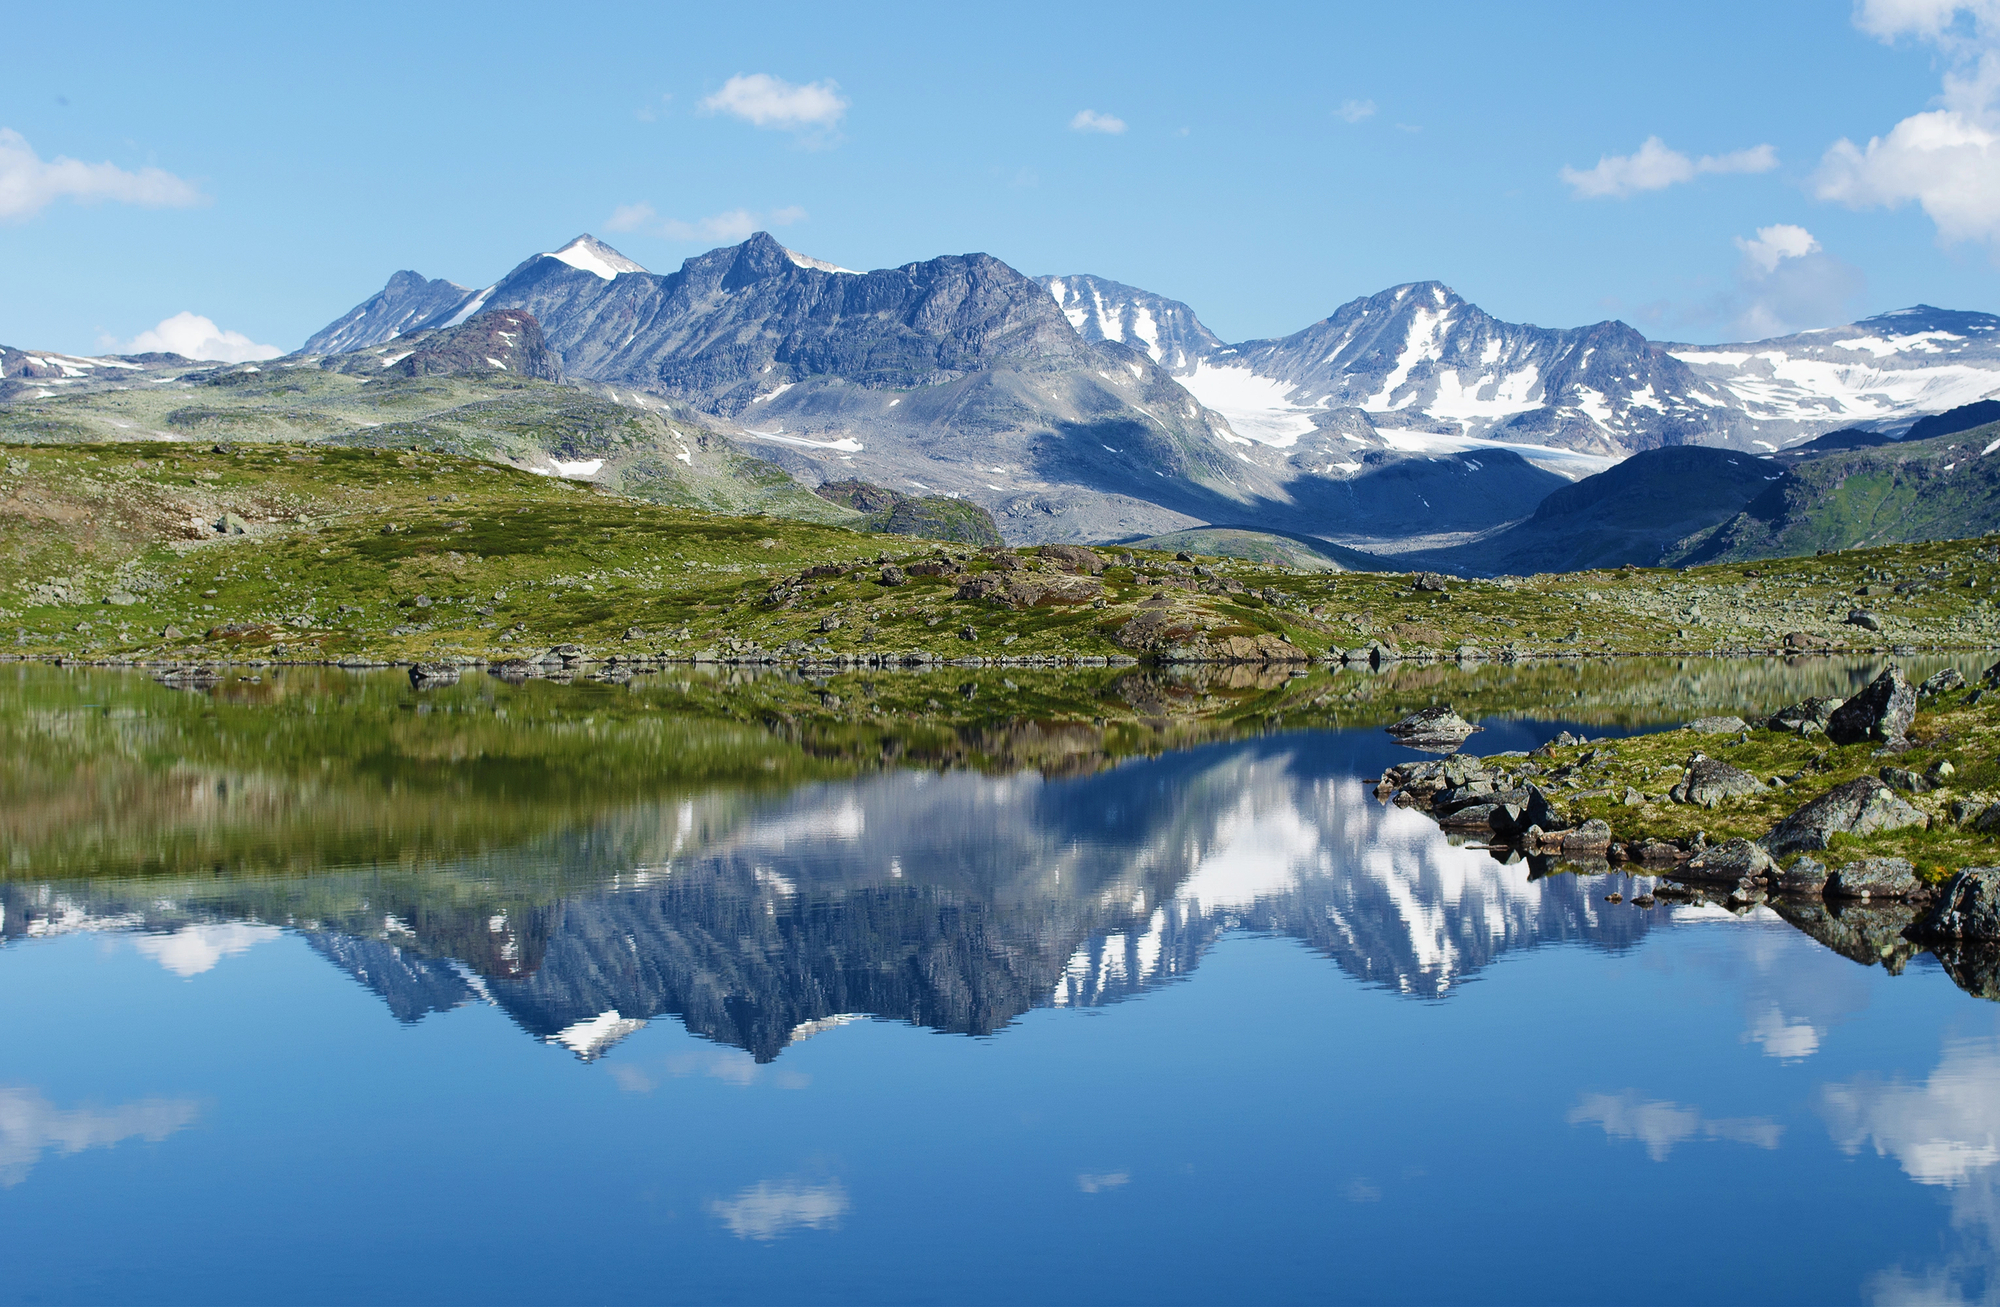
[1386,705,1480,749]
[1771,855,1829,894]
[1036,544,1106,575]
[1767,696,1844,735]
[1561,818,1613,854]
[1920,667,1966,696]
[1826,666,1917,745]
[1683,716,1751,734]
[1909,867,2000,941]
[1680,838,1775,883]
[1672,756,1765,809]
[1761,776,1929,855]
[1825,857,1925,901]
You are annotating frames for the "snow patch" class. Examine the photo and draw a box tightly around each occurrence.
[1179,362,1319,447]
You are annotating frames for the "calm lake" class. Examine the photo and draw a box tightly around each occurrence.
[3,658,1997,1305]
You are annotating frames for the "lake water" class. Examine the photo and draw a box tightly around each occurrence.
[3,659,1997,1305]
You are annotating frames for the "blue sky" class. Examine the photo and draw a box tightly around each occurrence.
[4,0,1997,358]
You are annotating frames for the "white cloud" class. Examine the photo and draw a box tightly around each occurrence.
[1817,2,2000,247]
[1076,1171,1129,1193]
[603,202,656,233]
[0,1086,200,1187]
[1569,1091,1784,1161]
[706,1179,848,1240]
[700,74,847,132]
[119,313,282,364]
[0,128,205,222]
[1069,109,1127,135]
[1336,99,1377,124]
[1560,136,1778,198]
[1735,223,1821,273]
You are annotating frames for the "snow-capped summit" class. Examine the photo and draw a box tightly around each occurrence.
[783,246,858,274]
[541,234,648,280]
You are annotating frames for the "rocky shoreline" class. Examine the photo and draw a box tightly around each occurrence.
[1376,665,2000,970]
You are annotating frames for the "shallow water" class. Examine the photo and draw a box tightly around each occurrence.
[2,661,1995,1305]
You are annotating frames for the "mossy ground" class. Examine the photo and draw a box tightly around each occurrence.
[4,439,2000,667]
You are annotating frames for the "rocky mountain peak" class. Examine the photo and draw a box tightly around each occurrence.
[543,234,647,280]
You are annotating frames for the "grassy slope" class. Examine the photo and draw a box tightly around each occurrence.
[2,440,1999,666]
[0,361,849,524]
[1671,425,2000,564]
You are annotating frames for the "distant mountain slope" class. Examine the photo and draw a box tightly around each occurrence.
[1037,280,2000,463]
[1039,274,1224,372]
[1665,307,2000,446]
[1668,424,2000,564]
[303,270,477,354]
[1410,446,1783,575]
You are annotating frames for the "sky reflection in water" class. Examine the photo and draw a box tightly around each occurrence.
[1,664,1996,1304]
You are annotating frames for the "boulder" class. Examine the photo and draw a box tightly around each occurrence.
[1825,666,1916,746]
[1680,838,1775,883]
[1768,696,1844,735]
[1920,668,1967,696]
[1036,544,1106,575]
[1825,857,1926,901]
[1386,705,1481,750]
[1909,867,2000,941]
[214,512,248,535]
[1771,855,1829,894]
[878,565,908,586]
[1561,819,1613,854]
[1627,838,1687,863]
[408,662,460,687]
[1672,756,1765,808]
[1412,572,1450,592]
[1684,716,1751,735]
[1761,776,1929,855]
[1847,610,1883,632]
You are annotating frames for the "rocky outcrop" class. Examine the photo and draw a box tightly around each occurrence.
[1825,666,1916,745]
[1761,777,1929,856]
[956,573,1102,610]
[1385,706,1481,750]
[1680,838,1775,883]
[1909,867,2000,941]
[381,309,565,382]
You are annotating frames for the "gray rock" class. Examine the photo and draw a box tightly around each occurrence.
[1761,776,1929,855]
[1680,837,1776,883]
[1561,818,1613,853]
[1825,666,1917,745]
[1768,696,1844,735]
[878,565,908,586]
[1825,857,1925,901]
[1920,668,1966,696]
[1386,705,1480,749]
[1847,610,1883,632]
[1771,855,1829,894]
[408,662,460,687]
[214,512,248,535]
[1879,765,1932,794]
[1684,715,1751,734]
[1669,755,1764,808]
[1909,867,2000,941]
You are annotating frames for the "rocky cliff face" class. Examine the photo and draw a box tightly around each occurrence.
[303,269,477,354]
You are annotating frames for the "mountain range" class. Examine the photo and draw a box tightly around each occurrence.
[290,233,2000,551]
[8,230,2000,561]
